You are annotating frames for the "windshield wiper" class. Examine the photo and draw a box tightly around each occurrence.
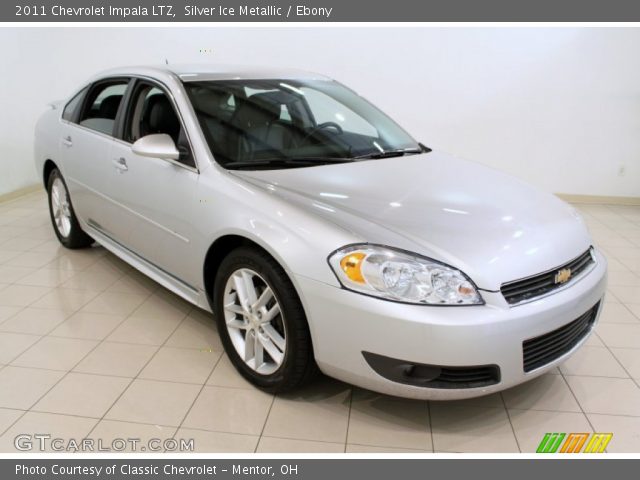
[352,148,424,160]
[224,157,354,170]
[352,143,432,160]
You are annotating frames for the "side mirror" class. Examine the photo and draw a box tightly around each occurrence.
[131,134,180,161]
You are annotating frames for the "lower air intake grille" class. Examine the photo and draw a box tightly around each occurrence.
[523,302,600,373]
[427,365,501,389]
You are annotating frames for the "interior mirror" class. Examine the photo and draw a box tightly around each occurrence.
[131,134,180,161]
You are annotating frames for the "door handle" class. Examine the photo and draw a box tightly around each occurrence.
[62,136,73,147]
[113,157,128,172]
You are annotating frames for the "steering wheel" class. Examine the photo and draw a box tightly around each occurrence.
[301,122,344,144]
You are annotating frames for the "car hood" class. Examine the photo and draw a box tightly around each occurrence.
[232,151,592,290]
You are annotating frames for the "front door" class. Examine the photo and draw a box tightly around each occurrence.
[107,81,201,288]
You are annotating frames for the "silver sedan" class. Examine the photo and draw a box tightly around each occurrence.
[34,65,607,399]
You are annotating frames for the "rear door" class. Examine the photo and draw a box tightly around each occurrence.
[59,78,131,235]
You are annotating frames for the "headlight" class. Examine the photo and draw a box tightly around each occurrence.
[328,244,483,305]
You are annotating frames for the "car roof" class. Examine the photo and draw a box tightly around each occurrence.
[91,64,332,83]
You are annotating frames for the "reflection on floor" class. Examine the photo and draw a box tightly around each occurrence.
[0,190,639,453]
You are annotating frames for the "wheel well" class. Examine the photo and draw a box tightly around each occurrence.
[203,235,273,307]
[43,159,57,188]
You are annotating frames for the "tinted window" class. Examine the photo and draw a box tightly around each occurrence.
[185,79,420,168]
[125,82,195,168]
[62,87,88,122]
[78,81,128,136]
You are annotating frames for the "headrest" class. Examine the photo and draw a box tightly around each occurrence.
[190,87,229,118]
[146,94,180,139]
[99,95,122,119]
[232,92,284,129]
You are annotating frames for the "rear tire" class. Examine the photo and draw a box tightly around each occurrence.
[213,246,318,393]
[47,168,93,249]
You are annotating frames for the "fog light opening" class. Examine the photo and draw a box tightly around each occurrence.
[402,364,442,382]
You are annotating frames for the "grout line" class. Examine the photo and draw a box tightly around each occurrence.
[0,304,30,330]
[506,407,640,419]
[79,421,268,443]
[1,255,158,442]
[346,442,430,453]
[43,334,223,351]
[253,389,277,453]
[0,285,55,312]
[343,387,354,453]
[557,369,597,433]
[561,372,634,379]
[598,320,640,326]
[426,401,435,453]
[0,308,132,443]
[260,435,344,445]
[500,392,522,453]
[0,361,281,391]
[1,335,47,367]
[85,304,192,439]
[170,342,225,454]
[28,295,148,398]
[593,330,640,391]
[0,410,28,439]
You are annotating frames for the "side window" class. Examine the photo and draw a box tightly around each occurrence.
[125,83,196,169]
[62,87,88,122]
[78,81,128,136]
[279,104,292,122]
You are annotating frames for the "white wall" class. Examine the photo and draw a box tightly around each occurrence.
[1,27,639,197]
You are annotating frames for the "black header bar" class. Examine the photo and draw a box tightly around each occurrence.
[6,0,640,22]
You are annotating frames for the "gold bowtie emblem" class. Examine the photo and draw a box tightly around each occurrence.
[555,268,572,284]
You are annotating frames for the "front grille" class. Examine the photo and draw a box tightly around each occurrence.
[523,302,600,372]
[501,248,594,305]
[362,352,500,389]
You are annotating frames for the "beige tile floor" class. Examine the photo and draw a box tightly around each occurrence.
[0,190,639,453]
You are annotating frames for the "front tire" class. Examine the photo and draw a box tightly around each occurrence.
[213,246,318,393]
[47,168,93,249]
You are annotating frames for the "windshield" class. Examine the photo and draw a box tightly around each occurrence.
[184,79,423,169]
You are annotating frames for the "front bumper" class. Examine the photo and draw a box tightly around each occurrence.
[295,249,607,400]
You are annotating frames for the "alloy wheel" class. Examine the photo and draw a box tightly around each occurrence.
[223,268,287,375]
[50,177,72,238]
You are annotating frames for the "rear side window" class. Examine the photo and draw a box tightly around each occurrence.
[62,87,88,122]
[78,81,128,136]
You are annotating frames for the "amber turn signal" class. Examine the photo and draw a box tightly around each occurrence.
[339,252,367,284]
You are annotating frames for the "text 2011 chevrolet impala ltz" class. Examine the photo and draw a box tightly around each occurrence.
[34,65,607,399]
